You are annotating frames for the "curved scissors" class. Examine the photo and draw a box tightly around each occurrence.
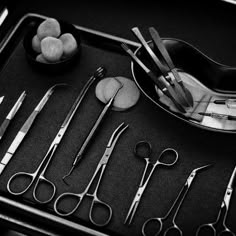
[7,67,105,204]
[124,141,179,225]
[142,164,211,236]
[196,165,236,236]
[54,123,128,227]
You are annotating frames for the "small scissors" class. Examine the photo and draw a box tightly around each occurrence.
[54,123,128,227]
[124,141,179,225]
[196,165,236,236]
[142,164,211,236]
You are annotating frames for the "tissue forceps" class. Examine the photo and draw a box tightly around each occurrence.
[196,165,236,236]
[142,164,211,236]
[124,141,179,225]
[0,83,66,175]
[54,122,128,227]
[121,43,186,113]
[6,67,105,204]
[0,91,26,140]
[62,81,123,183]
[131,27,193,108]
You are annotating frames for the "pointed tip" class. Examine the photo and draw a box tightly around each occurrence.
[0,96,4,104]
[194,164,213,173]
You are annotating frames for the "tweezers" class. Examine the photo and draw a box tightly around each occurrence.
[131,27,193,108]
[62,82,123,183]
[121,43,186,113]
[0,84,66,175]
[149,27,193,106]
[0,91,26,140]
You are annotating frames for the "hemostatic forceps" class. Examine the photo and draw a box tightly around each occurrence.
[54,122,129,227]
[196,165,236,236]
[142,164,211,236]
[124,141,179,225]
[6,67,105,204]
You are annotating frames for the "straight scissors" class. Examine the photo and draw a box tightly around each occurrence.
[196,165,236,236]
[7,67,105,204]
[142,164,211,236]
[124,141,179,225]
[54,122,129,227]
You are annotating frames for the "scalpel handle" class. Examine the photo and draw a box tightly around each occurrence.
[0,110,38,175]
[0,131,26,175]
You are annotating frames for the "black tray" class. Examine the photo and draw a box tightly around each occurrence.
[0,13,235,236]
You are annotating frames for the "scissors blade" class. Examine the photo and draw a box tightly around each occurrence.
[0,84,65,175]
[227,165,236,189]
[0,96,4,104]
[149,27,193,107]
[0,91,26,141]
[124,199,140,225]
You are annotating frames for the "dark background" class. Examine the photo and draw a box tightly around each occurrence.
[0,0,236,236]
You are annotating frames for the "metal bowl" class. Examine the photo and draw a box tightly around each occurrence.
[131,38,236,133]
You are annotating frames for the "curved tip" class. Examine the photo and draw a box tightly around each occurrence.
[194,164,212,173]
[62,166,75,185]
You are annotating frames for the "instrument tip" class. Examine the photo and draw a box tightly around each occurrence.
[194,164,212,173]
[62,166,75,185]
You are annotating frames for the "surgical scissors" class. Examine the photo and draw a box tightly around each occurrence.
[124,141,179,225]
[142,164,211,236]
[196,165,236,236]
[54,122,129,227]
[7,67,105,204]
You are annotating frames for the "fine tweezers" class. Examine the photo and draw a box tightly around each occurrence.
[0,91,26,140]
[0,84,66,175]
[62,82,123,183]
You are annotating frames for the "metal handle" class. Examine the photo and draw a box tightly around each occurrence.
[7,171,35,196]
[89,198,112,227]
[54,192,82,217]
[33,176,56,204]
[142,217,163,236]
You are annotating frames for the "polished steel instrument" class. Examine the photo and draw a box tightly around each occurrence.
[0,84,65,175]
[62,81,123,183]
[124,141,179,225]
[196,165,236,236]
[121,43,186,113]
[0,91,26,140]
[54,122,128,227]
[6,67,105,204]
[142,164,211,236]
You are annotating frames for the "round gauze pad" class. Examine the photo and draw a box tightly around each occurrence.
[60,33,78,57]
[41,37,63,62]
[95,77,112,104]
[103,76,140,110]
[37,18,61,40]
[32,35,41,53]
